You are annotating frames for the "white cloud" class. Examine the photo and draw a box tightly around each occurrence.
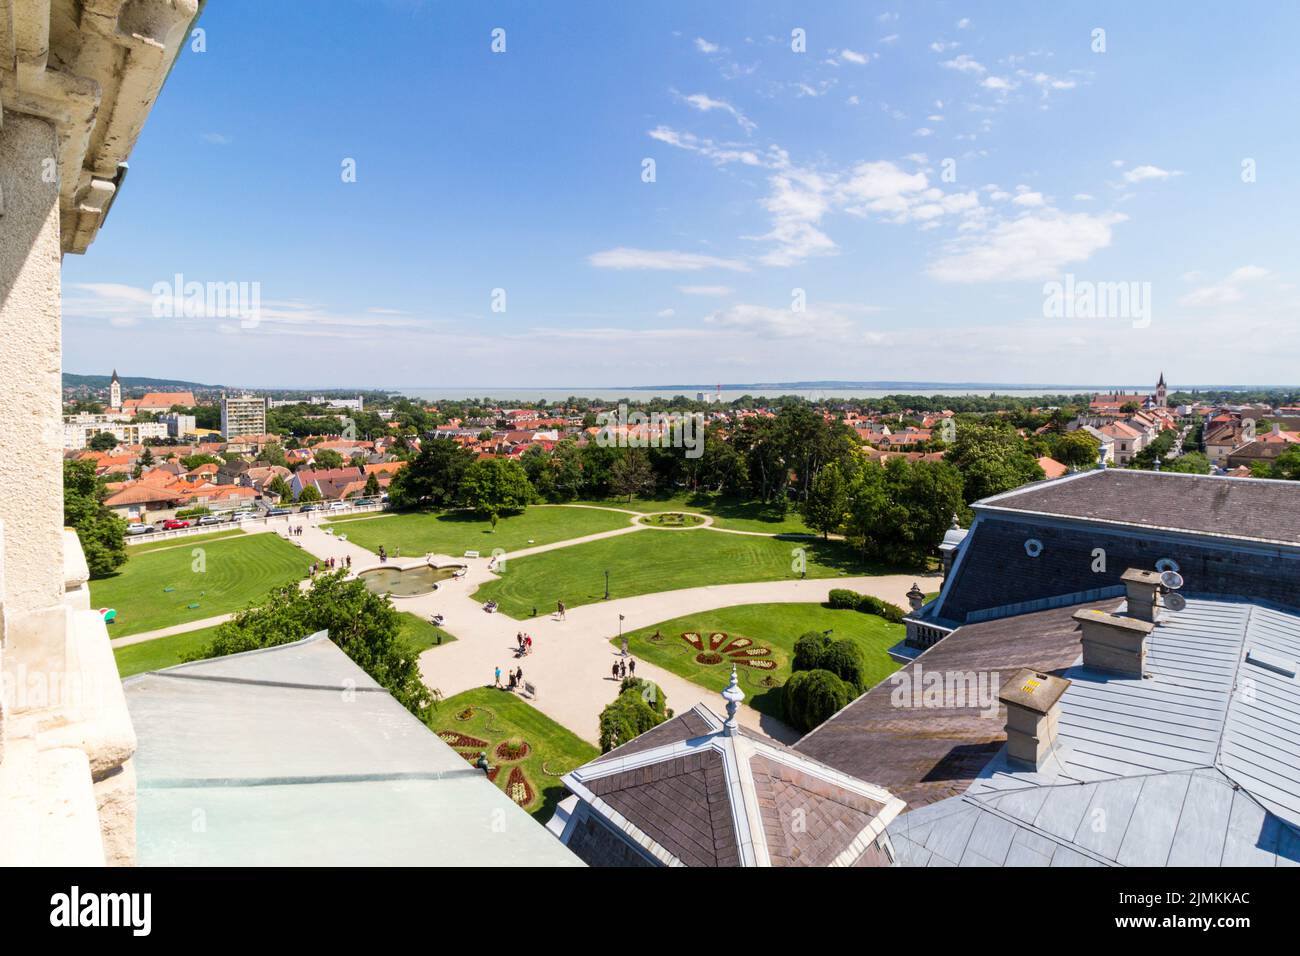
[704,303,855,339]
[679,92,757,133]
[840,49,869,65]
[927,211,1128,282]
[880,34,900,45]
[1178,265,1269,306]
[647,126,762,166]
[656,308,676,318]
[677,285,734,296]
[587,248,751,272]
[1123,164,1181,184]
[956,17,972,29]
[200,132,230,145]
[694,37,719,54]
[942,53,985,74]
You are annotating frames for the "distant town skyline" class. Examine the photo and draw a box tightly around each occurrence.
[60,1,1300,388]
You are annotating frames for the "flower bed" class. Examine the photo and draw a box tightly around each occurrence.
[695,651,724,665]
[736,658,778,670]
[506,766,535,806]
[439,730,489,749]
[681,631,705,650]
[721,637,752,652]
[728,646,772,658]
[708,632,728,650]
[494,739,531,761]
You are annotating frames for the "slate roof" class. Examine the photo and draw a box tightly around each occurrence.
[885,596,1300,866]
[795,601,1106,808]
[559,703,904,866]
[978,468,1300,547]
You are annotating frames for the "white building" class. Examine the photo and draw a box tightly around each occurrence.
[161,411,197,438]
[221,393,268,438]
[63,415,168,450]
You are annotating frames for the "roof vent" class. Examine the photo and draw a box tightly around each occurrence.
[1246,647,1297,679]
[998,668,1072,771]
[1073,608,1155,677]
[1120,568,1163,623]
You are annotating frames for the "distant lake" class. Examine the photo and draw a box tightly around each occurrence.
[398,386,1094,403]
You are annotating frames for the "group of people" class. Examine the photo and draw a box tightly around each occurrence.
[515,632,533,656]
[307,554,351,577]
[493,665,526,692]
[612,657,636,681]
[287,525,306,538]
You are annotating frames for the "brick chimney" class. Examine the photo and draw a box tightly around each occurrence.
[1120,568,1162,622]
[998,668,1071,770]
[1073,607,1155,677]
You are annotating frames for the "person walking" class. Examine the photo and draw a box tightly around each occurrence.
[628,658,636,677]
[494,666,501,688]
[557,600,565,621]
[611,661,619,681]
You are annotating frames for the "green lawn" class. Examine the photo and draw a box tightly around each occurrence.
[570,492,816,535]
[397,611,457,651]
[614,603,903,719]
[113,611,454,680]
[113,624,225,678]
[473,527,874,619]
[430,688,599,822]
[323,505,631,557]
[91,534,314,637]
[125,528,249,554]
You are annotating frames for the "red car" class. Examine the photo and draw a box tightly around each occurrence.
[162,519,190,530]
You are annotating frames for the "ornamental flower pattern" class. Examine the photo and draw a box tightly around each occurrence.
[679,631,775,668]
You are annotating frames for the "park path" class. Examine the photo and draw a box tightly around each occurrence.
[121,510,939,748]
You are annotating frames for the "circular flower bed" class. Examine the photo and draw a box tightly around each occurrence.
[454,707,476,722]
[695,651,724,665]
[494,738,531,762]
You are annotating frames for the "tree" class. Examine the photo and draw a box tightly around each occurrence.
[187,571,434,720]
[387,438,474,509]
[792,631,833,672]
[803,460,849,538]
[267,474,292,500]
[791,630,870,693]
[844,458,965,567]
[946,421,1045,503]
[181,453,221,470]
[256,442,286,468]
[1167,451,1211,475]
[312,448,345,470]
[598,681,668,752]
[87,431,118,452]
[363,471,382,497]
[1052,429,1100,468]
[297,485,322,503]
[1263,446,1300,481]
[783,669,853,733]
[63,460,127,577]
[140,447,155,468]
[609,449,655,502]
[459,457,533,518]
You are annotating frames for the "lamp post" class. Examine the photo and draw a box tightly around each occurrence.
[604,569,610,600]
[619,614,626,655]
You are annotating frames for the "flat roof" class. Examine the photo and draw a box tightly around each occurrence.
[124,633,581,866]
[976,468,1300,547]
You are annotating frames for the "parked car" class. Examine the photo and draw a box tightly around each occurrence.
[126,524,156,536]
[162,519,190,530]
[328,501,348,511]
[266,507,290,517]
[232,510,258,521]
[196,515,223,526]
[299,504,321,513]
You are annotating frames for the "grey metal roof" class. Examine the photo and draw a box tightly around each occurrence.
[124,633,582,866]
[888,596,1300,866]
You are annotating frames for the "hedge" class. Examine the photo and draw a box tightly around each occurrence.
[826,588,906,624]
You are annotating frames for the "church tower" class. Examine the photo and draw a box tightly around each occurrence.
[1155,371,1167,408]
[109,369,121,410]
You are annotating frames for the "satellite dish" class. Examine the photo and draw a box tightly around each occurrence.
[1160,569,1185,591]
[1165,592,1187,612]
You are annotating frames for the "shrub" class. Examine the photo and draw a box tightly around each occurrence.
[783,669,853,732]
[818,639,870,694]
[825,589,906,624]
[827,589,862,611]
[792,631,833,672]
[599,684,668,752]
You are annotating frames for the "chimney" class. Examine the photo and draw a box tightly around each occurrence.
[998,668,1071,771]
[1073,607,1155,677]
[1120,568,1162,622]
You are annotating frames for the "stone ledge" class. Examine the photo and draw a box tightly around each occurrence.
[0,735,106,866]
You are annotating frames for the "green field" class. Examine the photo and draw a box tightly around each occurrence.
[473,528,871,619]
[113,611,455,679]
[113,625,225,678]
[91,534,314,636]
[323,506,631,557]
[615,603,903,719]
[570,492,816,535]
[431,688,599,821]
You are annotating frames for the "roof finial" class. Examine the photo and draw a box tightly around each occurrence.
[722,666,744,736]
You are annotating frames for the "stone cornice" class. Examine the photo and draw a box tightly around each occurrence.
[0,0,201,253]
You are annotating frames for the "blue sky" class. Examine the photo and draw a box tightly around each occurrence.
[62,0,1300,390]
